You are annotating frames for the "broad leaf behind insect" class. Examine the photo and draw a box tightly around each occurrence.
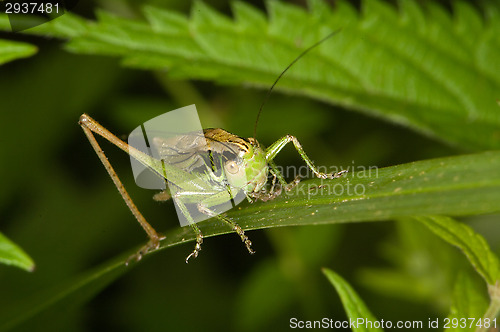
[128,104,249,226]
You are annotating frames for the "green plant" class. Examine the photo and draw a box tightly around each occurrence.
[0,1,499,331]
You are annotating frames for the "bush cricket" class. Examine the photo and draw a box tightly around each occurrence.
[79,30,346,264]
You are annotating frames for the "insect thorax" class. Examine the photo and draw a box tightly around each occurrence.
[242,137,268,193]
[202,129,268,194]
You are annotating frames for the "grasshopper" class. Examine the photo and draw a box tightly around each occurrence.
[79,31,345,263]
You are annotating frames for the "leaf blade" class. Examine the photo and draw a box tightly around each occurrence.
[415,216,500,286]
[0,232,35,272]
[2,150,500,328]
[322,268,382,332]
[2,2,499,149]
[0,39,37,65]
[447,272,489,332]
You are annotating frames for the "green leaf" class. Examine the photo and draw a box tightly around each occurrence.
[416,216,500,286]
[0,1,500,149]
[447,272,488,332]
[0,12,87,38]
[225,150,500,230]
[3,150,500,329]
[0,232,35,272]
[322,268,382,332]
[0,39,37,65]
[2,1,500,150]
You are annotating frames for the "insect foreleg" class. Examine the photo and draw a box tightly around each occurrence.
[265,135,347,180]
[268,159,287,188]
[79,114,165,264]
[268,171,278,196]
[269,159,302,192]
[249,161,283,202]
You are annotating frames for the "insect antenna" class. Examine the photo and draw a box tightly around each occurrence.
[253,29,341,139]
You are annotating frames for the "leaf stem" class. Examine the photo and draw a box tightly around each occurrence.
[476,282,500,332]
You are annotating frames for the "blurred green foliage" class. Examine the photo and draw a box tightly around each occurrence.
[0,0,499,331]
[0,232,34,271]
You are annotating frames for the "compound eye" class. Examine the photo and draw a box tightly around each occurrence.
[225,160,239,174]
